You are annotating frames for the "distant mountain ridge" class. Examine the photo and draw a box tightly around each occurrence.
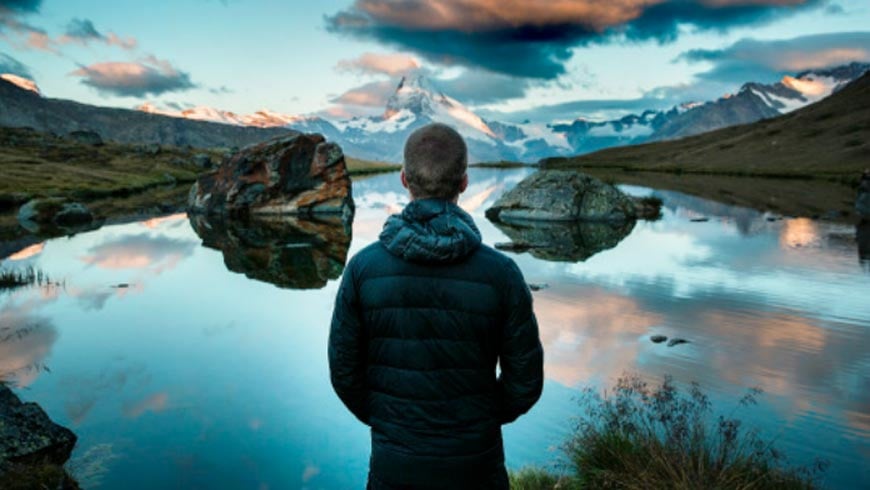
[652,62,870,141]
[0,62,867,161]
[543,71,870,177]
[0,78,293,149]
[132,63,869,162]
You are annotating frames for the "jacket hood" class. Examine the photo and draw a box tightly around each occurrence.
[379,199,482,264]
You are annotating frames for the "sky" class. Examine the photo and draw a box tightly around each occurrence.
[1,0,870,123]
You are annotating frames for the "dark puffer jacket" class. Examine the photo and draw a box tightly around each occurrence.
[329,199,544,488]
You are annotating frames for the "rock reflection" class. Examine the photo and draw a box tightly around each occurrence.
[189,214,351,290]
[858,221,870,272]
[491,219,635,262]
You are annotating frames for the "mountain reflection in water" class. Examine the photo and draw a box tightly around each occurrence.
[188,214,351,290]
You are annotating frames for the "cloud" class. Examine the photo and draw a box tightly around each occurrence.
[0,52,31,77]
[337,52,421,76]
[484,31,870,122]
[326,0,827,79]
[0,0,41,13]
[59,18,138,50]
[70,56,197,97]
[678,31,870,84]
[330,79,395,107]
[434,70,537,105]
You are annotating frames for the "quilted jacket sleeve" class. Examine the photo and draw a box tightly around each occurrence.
[328,259,370,425]
[497,260,544,424]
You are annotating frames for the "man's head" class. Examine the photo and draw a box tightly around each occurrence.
[402,123,469,201]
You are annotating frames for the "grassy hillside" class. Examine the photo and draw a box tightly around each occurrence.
[544,72,870,180]
[0,126,211,210]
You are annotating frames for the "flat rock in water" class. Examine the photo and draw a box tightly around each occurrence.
[690,217,710,223]
[0,385,76,466]
[188,133,354,220]
[486,170,639,223]
[667,338,690,347]
[650,335,668,344]
[17,198,94,233]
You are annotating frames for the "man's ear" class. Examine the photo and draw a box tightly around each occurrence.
[400,169,409,190]
[459,173,469,194]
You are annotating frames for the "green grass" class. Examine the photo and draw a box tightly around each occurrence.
[0,126,212,210]
[471,161,535,169]
[346,156,401,176]
[512,375,826,490]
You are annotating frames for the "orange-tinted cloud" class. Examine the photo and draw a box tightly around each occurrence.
[337,52,421,76]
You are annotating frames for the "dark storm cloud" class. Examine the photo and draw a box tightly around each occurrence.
[0,52,31,77]
[326,0,828,79]
[434,70,537,105]
[0,0,41,13]
[70,56,196,97]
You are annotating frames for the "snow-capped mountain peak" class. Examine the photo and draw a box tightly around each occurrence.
[383,75,497,140]
[0,74,40,95]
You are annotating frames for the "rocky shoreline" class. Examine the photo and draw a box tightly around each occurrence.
[0,385,79,489]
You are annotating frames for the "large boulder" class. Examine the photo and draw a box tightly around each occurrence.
[486,170,639,223]
[0,385,76,467]
[189,214,351,290]
[188,133,354,220]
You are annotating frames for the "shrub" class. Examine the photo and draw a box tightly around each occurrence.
[563,375,825,489]
[0,267,54,291]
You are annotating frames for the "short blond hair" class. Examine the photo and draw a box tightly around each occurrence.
[403,123,467,200]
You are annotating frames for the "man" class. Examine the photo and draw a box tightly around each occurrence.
[329,123,544,489]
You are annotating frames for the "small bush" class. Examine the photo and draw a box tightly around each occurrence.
[0,267,54,291]
[564,375,825,489]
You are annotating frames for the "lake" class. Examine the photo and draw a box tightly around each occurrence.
[1,168,868,489]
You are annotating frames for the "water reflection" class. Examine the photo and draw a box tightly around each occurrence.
[2,169,868,489]
[189,214,351,290]
[491,219,635,262]
[0,286,61,387]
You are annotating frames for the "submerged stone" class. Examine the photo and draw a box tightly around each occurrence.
[17,198,94,233]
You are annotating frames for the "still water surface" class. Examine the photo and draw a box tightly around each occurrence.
[1,168,868,489]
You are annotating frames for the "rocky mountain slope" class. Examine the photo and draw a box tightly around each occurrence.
[543,72,870,178]
[652,62,869,141]
[0,78,293,149]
